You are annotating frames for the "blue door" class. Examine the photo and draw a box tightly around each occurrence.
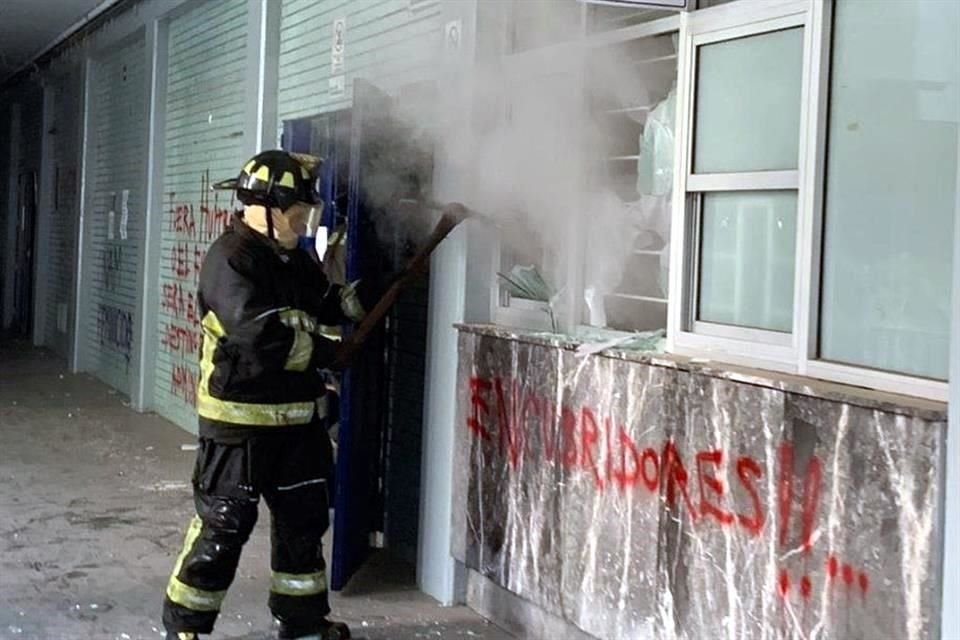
[282,79,430,591]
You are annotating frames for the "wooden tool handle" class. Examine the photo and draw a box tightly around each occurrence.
[333,203,469,368]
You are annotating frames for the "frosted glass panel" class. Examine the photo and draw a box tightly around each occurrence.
[698,191,797,332]
[819,0,958,380]
[694,28,803,173]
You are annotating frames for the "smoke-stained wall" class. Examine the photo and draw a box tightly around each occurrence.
[453,326,946,640]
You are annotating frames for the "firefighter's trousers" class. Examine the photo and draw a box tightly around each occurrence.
[163,428,334,636]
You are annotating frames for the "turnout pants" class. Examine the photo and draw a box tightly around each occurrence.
[163,428,334,636]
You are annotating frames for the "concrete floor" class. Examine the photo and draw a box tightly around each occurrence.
[0,342,513,640]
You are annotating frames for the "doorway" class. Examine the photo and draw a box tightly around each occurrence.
[282,80,434,592]
[12,171,38,338]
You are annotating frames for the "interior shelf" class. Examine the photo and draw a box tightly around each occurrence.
[607,293,669,304]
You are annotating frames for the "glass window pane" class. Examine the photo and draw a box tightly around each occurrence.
[694,28,804,173]
[819,0,958,380]
[698,191,797,332]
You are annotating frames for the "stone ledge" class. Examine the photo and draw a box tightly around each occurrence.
[455,323,947,422]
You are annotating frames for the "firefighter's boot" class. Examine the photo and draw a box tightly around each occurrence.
[278,619,351,639]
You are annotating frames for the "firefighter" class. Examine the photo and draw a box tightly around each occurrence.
[162,150,362,640]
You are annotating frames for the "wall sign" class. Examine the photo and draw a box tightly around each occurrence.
[444,19,462,53]
[331,18,346,74]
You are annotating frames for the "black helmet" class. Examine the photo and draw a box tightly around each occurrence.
[213,150,323,213]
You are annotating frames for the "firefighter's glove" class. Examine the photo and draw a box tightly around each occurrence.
[339,280,366,323]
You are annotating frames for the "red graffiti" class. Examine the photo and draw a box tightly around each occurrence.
[170,243,190,279]
[778,570,790,598]
[778,443,794,548]
[494,379,523,469]
[193,246,206,284]
[161,323,200,357]
[161,283,199,324]
[801,457,823,552]
[466,376,870,601]
[777,442,823,553]
[464,374,873,602]
[466,374,778,538]
[468,377,493,441]
[736,457,764,535]
[172,203,196,237]
[662,440,698,520]
[842,563,855,585]
[778,556,869,603]
[580,407,604,490]
[825,556,869,595]
[611,427,641,491]
[696,450,735,526]
[198,168,233,242]
[171,364,197,406]
[641,448,659,492]
[200,204,231,242]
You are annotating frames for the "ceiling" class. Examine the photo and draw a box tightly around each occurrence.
[0,0,105,82]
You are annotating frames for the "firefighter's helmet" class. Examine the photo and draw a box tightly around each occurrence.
[212,150,323,213]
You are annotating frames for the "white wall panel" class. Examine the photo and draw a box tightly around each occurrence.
[278,0,442,123]
[153,0,248,430]
[44,72,84,358]
[80,37,148,395]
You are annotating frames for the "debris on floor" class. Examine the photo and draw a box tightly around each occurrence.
[0,343,514,640]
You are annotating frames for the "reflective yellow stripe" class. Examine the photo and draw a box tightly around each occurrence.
[170,516,202,580]
[278,308,318,333]
[166,576,227,612]
[166,517,225,612]
[270,571,327,597]
[278,171,296,188]
[285,330,313,372]
[318,325,342,342]
[197,396,316,426]
[253,165,271,182]
[197,311,317,426]
[243,160,256,174]
[198,311,224,411]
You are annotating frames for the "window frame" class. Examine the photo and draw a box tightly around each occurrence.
[668,0,950,401]
[491,5,683,335]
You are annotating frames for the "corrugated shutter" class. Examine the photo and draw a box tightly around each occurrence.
[384,275,429,563]
[278,0,442,122]
[44,72,83,357]
[81,38,147,395]
[154,0,248,430]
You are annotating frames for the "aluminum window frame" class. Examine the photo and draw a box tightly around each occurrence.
[668,0,949,401]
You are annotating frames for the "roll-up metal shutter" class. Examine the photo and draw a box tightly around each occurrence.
[278,0,442,123]
[154,0,248,430]
[45,72,83,358]
[80,37,147,395]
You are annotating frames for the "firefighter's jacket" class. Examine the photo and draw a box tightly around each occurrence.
[196,215,348,443]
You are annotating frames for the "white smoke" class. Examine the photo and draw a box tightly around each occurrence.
[362,2,677,332]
